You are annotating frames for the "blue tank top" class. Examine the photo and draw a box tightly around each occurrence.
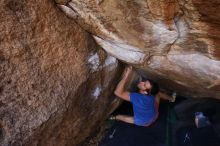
[130,92,158,126]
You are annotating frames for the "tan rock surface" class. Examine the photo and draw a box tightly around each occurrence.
[57,0,220,98]
[0,0,121,145]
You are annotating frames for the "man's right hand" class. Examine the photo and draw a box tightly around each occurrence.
[114,66,132,102]
[122,66,133,79]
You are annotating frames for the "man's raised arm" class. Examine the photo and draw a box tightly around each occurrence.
[114,66,132,101]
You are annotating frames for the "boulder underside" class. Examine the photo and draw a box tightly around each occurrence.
[57,0,220,99]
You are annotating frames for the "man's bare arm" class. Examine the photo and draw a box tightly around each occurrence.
[157,91,173,101]
[114,66,132,101]
[155,91,173,106]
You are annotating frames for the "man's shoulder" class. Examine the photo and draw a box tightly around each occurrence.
[130,92,141,96]
[130,93,150,100]
[131,92,154,97]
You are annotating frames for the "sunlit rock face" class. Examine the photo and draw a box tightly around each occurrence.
[57,0,220,99]
[0,0,121,145]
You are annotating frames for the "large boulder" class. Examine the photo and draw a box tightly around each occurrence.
[0,0,121,145]
[57,0,220,99]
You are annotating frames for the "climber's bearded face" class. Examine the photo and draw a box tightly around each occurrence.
[137,80,152,91]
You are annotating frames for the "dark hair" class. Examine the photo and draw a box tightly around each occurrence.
[140,77,159,96]
[148,79,159,96]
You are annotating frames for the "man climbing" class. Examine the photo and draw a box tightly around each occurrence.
[110,66,173,126]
